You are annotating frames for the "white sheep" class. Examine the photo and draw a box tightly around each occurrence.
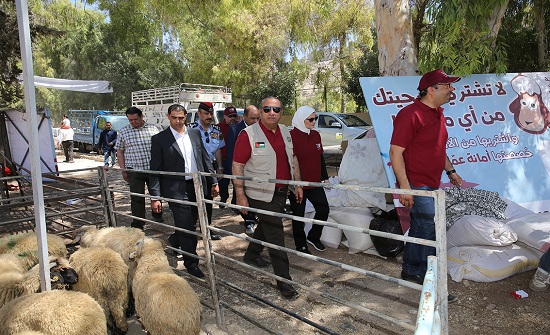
[73,225,145,278]
[0,233,68,270]
[0,254,78,309]
[130,237,201,335]
[69,246,129,333]
[0,290,107,335]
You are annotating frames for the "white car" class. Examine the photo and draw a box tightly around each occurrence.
[314,112,372,147]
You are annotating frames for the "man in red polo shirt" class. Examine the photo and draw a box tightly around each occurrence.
[390,69,463,303]
[232,96,303,299]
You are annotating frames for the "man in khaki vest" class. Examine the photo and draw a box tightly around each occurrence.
[232,97,303,299]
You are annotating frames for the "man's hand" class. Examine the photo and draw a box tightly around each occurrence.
[449,172,463,188]
[236,193,249,215]
[151,199,162,213]
[121,170,129,182]
[211,184,219,197]
[399,194,414,209]
[295,186,304,204]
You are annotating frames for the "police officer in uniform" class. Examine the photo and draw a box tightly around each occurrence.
[191,101,225,240]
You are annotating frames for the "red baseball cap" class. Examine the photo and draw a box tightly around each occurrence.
[417,69,461,91]
[224,106,237,116]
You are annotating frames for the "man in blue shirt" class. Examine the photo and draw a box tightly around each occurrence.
[97,122,117,167]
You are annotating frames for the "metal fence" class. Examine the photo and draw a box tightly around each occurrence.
[0,165,448,334]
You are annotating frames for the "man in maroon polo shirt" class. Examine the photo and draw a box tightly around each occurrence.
[390,69,463,303]
[232,96,303,299]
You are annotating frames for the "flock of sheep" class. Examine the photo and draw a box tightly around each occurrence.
[0,226,202,335]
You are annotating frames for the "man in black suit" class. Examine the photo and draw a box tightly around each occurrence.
[149,104,218,278]
[225,105,261,235]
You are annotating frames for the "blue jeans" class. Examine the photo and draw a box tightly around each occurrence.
[103,148,116,166]
[402,184,436,278]
[540,249,550,272]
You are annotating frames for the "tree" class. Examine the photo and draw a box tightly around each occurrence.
[344,42,379,112]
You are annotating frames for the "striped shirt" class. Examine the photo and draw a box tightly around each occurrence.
[114,122,159,170]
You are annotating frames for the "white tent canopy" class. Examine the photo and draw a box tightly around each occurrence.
[20,75,113,93]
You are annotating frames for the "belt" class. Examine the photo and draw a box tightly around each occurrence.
[274,186,288,193]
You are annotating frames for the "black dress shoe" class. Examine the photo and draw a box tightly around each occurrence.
[130,222,144,231]
[243,255,270,268]
[211,234,222,240]
[187,266,205,278]
[401,271,424,285]
[296,246,311,254]
[276,281,298,299]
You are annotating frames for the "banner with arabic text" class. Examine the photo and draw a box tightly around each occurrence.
[360,72,550,212]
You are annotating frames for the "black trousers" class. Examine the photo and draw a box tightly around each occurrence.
[126,170,162,227]
[61,140,74,162]
[171,179,215,268]
[288,187,329,249]
[244,188,291,280]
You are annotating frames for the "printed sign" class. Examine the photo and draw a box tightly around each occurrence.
[360,72,550,212]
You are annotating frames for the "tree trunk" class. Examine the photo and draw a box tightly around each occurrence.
[535,0,548,69]
[374,0,418,76]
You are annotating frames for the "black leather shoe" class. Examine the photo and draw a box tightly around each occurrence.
[277,281,298,299]
[296,246,311,254]
[130,222,144,231]
[448,294,458,303]
[401,271,424,285]
[211,234,222,240]
[243,255,270,268]
[187,266,205,278]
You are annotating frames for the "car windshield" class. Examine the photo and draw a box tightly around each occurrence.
[335,114,371,127]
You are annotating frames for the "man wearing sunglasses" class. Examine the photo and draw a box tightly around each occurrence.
[390,69,463,303]
[217,106,240,208]
[233,97,303,299]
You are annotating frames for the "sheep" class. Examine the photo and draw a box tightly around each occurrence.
[0,290,107,335]
[0,254,78,309]
[72,225,145,278]
[130,237,201,335]
[69,246,129,333]
[0,233,68,270]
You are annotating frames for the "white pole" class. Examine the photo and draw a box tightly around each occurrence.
[16,0,51,291]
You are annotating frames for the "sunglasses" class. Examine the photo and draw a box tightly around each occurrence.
[434,83,453,89]
[227,114,238,118]
[306,116,319,122]
[204,131,210,143]
[262,106,282,113]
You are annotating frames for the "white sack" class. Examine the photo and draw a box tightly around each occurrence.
[447,244,539,282]
[320,216,343,249]
[506,213,550,253]
[446,215,517,248]
[329,207,374,254]
[501,197,534,220]
[338,138,388,210]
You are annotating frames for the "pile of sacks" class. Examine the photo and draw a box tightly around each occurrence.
[304,134,392,255]
[447,198,549,282]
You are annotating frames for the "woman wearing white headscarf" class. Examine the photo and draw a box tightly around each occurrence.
[289,106,330,253]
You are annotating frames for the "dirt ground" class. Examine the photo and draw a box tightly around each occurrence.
[6,152,550,335]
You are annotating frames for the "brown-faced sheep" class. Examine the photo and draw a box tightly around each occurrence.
[130,237,201,335]
[0,290,107,335]
[0,233,68,270]
[69,247,129,333]
[0,254,78,309]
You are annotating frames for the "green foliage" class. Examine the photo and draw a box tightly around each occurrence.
[344,42,379,112]
[249,60,298,113]
[418,0,510,75]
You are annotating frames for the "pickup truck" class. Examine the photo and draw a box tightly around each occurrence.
[314,112,372,147]
[69,110,129,153]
